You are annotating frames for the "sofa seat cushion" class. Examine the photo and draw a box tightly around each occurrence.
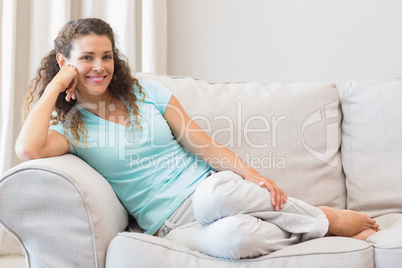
[367,213,402,268]
[341,78,402,217]
[136,73,345,209]
[106,232,374,268]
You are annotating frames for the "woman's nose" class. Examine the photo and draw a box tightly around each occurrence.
[92,59,104,72]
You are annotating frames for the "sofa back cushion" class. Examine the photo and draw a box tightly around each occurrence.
[136,73,345,208]
[342,78,402,217]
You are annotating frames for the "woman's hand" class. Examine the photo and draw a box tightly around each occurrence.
[52,65,78,101]
[244,169,287,211]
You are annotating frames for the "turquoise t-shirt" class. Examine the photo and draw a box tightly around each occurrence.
[50,79,212,235]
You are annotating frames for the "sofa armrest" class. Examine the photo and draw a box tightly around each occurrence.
[0,154,128,268]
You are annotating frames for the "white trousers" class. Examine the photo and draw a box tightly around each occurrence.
[162,171,329,259]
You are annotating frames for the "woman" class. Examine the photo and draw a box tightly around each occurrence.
[16,18,379,259]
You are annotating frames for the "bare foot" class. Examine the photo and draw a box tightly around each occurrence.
[318,206,379,237]
[351,229,377,241]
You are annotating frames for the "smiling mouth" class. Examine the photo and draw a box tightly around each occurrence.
[87,75,106,80]
[87,75,107,82]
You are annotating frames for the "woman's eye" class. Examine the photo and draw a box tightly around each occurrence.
[104,55,113,60]
[81,56,91,60]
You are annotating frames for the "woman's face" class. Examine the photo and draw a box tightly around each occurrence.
[66,34,114,100]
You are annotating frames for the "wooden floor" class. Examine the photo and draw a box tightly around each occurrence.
[0,255,26,268]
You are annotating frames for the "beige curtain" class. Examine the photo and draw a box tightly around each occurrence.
[0,0,167,256]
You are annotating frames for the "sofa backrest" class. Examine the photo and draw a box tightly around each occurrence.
[136,73,345,209]
[342,78,402,217]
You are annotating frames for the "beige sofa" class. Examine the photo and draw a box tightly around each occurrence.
[1,73,401,267]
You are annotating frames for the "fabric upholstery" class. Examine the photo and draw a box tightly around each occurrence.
[368,214,402,268]
[136,73,346,209]
[0,154,128,268]
[106,232,374,268]
[341,78,402,217]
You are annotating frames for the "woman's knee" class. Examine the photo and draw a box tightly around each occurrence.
[193,171,272,225]
[192,171,244,224]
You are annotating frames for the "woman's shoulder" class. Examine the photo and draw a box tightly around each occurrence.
[136,78,170,93]
[134,78,172,112]
[135,78,172,100]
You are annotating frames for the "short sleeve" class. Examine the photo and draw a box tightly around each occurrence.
[49,122,77,155]
[138,79,173,114]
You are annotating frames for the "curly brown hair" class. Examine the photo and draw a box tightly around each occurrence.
[22,18,144,146]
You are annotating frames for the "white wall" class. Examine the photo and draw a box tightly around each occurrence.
[167,0,402,90]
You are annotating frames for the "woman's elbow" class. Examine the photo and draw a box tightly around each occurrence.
[15,143,41,161]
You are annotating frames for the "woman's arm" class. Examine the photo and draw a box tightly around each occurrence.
[163,95,287,211]
[15,66,77,160]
